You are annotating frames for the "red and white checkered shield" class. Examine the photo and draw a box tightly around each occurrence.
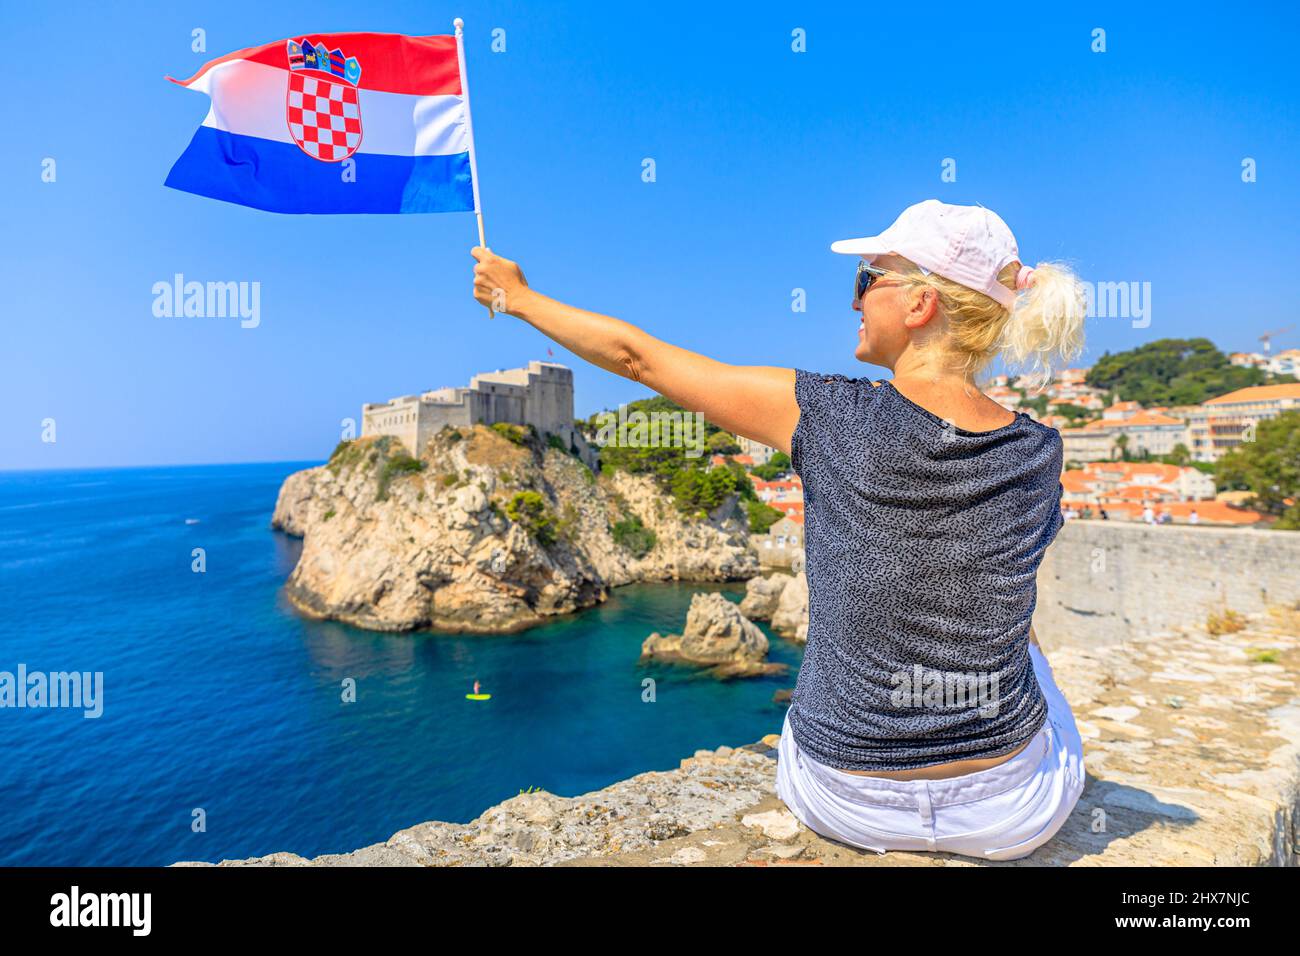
[286,72,363,163]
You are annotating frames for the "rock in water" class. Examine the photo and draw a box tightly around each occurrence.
[641,592,786,678]
[271,425,759,634]
[770,571,809,643]
[738,572,793,620]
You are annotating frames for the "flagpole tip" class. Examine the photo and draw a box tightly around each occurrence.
[453,17,464,31]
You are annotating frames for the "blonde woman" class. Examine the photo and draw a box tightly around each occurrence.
[471,199,1087,861]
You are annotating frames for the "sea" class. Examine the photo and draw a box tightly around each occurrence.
[0,463,801,866]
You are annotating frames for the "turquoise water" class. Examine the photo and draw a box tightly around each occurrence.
[0,463,801,865]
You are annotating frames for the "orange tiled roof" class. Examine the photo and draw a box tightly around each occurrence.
[1119,412,1184,426]
[1060,471,1095,494]
[1204,383,1300,405]
[1165,501,1261,524]
[1089,462,1184,483]
[752,479,801,492]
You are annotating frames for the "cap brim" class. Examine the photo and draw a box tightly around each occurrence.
[830,236,888,256]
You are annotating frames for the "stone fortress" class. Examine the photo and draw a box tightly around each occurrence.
[361,360,599,469]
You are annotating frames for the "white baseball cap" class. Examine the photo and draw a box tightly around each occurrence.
[831,199,1024,309]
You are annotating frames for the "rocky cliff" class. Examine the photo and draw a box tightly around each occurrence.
[271,425,759,633]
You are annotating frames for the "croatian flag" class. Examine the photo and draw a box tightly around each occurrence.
[165,31,480,215]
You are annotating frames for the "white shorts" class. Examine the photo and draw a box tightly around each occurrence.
[775,643,1086,861]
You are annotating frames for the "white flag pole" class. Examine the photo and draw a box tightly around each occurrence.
[454,17,492,318]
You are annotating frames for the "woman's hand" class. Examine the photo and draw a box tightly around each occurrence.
[471,246,531,315]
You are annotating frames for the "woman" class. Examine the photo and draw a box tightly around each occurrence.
[471,199,1088,861]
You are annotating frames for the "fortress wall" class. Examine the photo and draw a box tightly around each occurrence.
[366,361,580,456]
[1033,520,1300,649]
[529,368,574,436]
[415,402,474,453]
[362,402,419,454]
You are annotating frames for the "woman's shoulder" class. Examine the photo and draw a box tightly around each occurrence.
[793,368,885,412]
[1020,414,1065,452]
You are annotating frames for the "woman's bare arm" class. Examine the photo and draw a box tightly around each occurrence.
[472,248,801,455]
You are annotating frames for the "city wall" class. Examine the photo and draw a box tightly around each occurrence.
[1034,520,1300,648]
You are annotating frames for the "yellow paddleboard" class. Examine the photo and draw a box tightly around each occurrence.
[466,693,492,701]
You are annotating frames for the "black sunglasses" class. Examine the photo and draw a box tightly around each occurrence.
[854,259,892,301]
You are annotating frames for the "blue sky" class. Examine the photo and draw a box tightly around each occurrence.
[3,1,1298,469]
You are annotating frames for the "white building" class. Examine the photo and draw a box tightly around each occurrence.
[1266,348,1300,377]
[1229,351,1267,369]
[754,514,804,569]
[1056,404,1190,462]
[1185,383,1300,462]
[735,434,777,465]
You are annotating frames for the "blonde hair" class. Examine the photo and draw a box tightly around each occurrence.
[886,257,1086,389]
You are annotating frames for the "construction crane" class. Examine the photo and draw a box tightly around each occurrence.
[1259,326,1294,355]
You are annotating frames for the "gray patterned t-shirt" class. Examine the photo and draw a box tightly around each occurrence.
[786,369,1064,771]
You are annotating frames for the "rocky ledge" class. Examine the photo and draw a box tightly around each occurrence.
[271,425,758,633]
[178,607,1300,867]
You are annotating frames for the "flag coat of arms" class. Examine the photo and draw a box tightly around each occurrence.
[165,31,480,215]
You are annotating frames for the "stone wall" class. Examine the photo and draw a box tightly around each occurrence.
[1034,520,1300,649]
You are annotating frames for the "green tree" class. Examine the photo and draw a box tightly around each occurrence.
[584,395,755,515]
[1086,338,1270,406]
[1020,394,1049,416]
[1113,433,1130,461]
[1053,403,1089,422]
[706,431,741,455]
[751,451,793,480]
[1215,411,1300,529]
[745,500,785,534]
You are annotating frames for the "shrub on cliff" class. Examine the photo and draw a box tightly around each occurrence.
[327,439,368,475]
[491,422,534,446]
[505,490,557,547]
[376,453,426,502]
[611,514,656,558]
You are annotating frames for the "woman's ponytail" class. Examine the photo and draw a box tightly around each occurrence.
[998,261,1087,390]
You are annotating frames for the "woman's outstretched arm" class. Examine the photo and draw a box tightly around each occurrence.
[472,247,801,455]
